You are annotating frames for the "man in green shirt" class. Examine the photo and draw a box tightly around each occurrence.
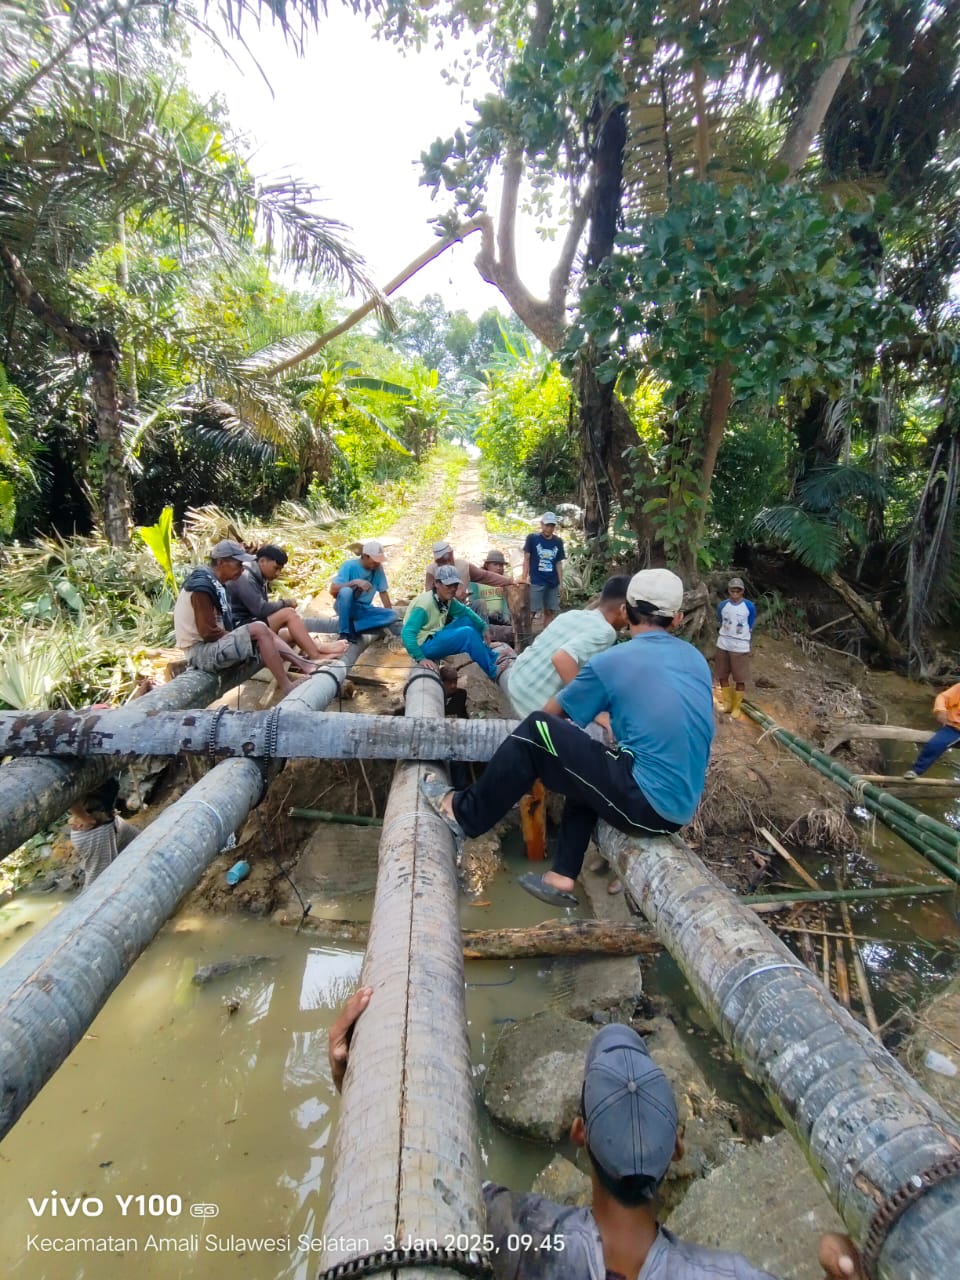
[401,564,504,681]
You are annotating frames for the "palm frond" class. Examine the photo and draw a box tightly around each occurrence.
[752,504,841,573]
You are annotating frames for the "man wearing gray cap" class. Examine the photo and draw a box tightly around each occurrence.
[401,563,504,681]
[426,539,512,604]
[173,540,322,696]
[327,999,865,1280]
[482,1022,865,1280]
[420,569,714,907]
[715,577,756,719]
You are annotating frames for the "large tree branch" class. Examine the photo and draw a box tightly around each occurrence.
[474,215,568,351]
[548,183,592,313]
[496,150,524,279]
[777,0,868,177]
[0,242,101,354]
[263,220,487,377]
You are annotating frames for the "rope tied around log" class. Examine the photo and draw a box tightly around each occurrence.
[861,1153,960,1278]
[317,1244,493,1279]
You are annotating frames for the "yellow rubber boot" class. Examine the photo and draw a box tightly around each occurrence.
[729,689,745,719]
[717,685,734,713]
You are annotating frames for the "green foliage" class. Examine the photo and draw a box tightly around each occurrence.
[476,356,576,504]
[136,506,177,590]
[707,415,797,563]
[573,179,909,403]
[753,462,889,573]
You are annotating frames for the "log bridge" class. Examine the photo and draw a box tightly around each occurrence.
[1,655,959,1279]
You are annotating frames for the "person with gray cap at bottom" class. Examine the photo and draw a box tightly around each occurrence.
[172,540,323,697]
[426,539,512,604]
[326,1000,866,1280]
[481,1022,866,1280]
[329,539,398,641]
[715,576,756,720]
[419,569,715,907]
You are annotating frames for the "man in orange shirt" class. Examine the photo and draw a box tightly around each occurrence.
[904,683,960,778]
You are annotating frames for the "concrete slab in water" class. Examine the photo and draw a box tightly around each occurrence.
[291,822,381,898]
[666,1131,845,1280]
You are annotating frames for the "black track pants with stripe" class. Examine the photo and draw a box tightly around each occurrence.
[451,711,679,880]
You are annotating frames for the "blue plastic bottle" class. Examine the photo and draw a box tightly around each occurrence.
[226,859,250,887]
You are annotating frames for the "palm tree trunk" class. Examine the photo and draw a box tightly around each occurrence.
[88,338,132,547]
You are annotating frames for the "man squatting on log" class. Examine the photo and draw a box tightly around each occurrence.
[420,569,715,909]
[173,540,345,698]
[226,542,349,664]
[329,991,866,1280]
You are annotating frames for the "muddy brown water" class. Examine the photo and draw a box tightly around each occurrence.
[0,851,569,1280]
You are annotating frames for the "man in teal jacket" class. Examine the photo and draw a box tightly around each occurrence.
[402,563,503,680]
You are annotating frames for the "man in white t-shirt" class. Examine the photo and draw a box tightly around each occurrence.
[715,576,756,720]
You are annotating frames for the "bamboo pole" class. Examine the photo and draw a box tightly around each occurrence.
[0,661,260,859]
[597,826,960,1277]
[834,937,851,1008]
[841,903,880,1036]
[320,669,481,1280]
[0,648,361,1141]
[0,707,518,764]
[742,703,960,882]
[856,774,960,789]
[746,883,954,906]
[289,807,384,825]
[758,825,820,891]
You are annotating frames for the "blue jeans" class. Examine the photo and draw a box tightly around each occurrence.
[422,621,498,679]
[334,591,398,638]
[912,725,960,776]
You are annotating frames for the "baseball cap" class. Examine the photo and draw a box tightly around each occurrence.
[728,576,745,590]
[626,569,684,616]
[540,511,558,525]
[582,1024,678,1185]
[483,549,506,564]
[434,564,462,587]
[256,544,288,566]
[210,539,247,562]
[361,540,387,563]
[433,540,453,558]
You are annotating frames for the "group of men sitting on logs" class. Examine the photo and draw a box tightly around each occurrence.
[167,516,724,914]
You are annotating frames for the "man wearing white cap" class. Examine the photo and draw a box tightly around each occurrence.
[328,540,398,641]
[425,539,512,604]
[521,512,566,626]
[421,568,714,905]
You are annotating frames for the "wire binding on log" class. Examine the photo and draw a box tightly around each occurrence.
[317,1245,493,1280]
[861,1153,960,1277]
[206,705,227,762]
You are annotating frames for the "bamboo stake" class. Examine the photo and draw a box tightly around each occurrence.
[841,903,880,1035]
[834,938,851,1008]
[289,808,384,826]
[799,930,817,974]
[822,934,830,992]
[758,825,820,891]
